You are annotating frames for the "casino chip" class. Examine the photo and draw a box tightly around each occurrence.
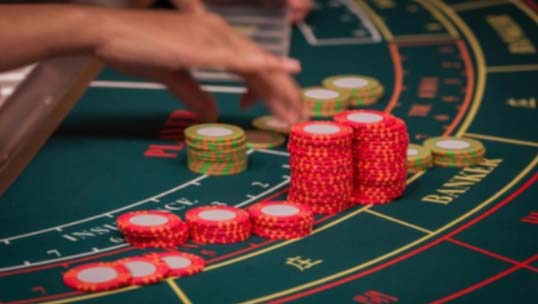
[248,201,314,240]
[184,123,248,176]
[252,115,291,134]
[116,256,169,286]
[334,110,409,205]
[323,75,384,106]
[63,262,131,292]
[287,121,354,214]
[423,136,485,168]
[186,205,252,244]
[145,251,205,277]
[302,87,349,117]
[245,130,285,149]
[117,210,189,248]
[407,143,433,173]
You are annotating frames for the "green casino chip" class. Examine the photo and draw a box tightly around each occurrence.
[302,86,349,117]
[252,115,291,134]
[245,130,285,149]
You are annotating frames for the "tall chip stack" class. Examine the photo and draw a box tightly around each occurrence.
[335,110,409,204]
[184,123,247,175]
[287,121,354,214]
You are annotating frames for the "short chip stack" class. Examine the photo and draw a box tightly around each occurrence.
[185,123,247,175]
[186,205,252,244]
[117,210,189,248]
[334,110,409,205]
[323,75,384,106]
[287,121,354,214]
[424,136,486,168]
[407,143,433,173]
[302,87,349,117]
[245,130,286,149]
[248,201,314,239]
[252,115,291,134]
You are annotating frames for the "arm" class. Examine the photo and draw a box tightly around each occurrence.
[0,5,101,71]
[0,5,306,124]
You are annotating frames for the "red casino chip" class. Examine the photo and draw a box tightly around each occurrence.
[117,210,184,237]
[116,256,169,286]
[248,201,313,223]
[248,201,315,239]
[186,205,250,228]
[145,251,205,277]
[290,121,353,142]
[186,205,252,244]
[63,262,131,292]
[333,110,409,205]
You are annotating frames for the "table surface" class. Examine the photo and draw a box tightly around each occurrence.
[1,1,537,303]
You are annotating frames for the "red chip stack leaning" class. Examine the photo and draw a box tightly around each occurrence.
[117,210,189,248]
[334,110,409,204]
[186,205,251,244]
[116,256,170,286]
[287,121,354,214]
[248,201,314,239]
[145,251,205,277]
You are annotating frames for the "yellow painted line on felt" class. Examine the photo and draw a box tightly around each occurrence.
[365,209,433,234]
[428,0,487,138]
[487,64,538,73]
[205,205,372,271]
[353,0,394,41]
[39,170,422,304]
[510,0,538,22]
[205,172,423,272]
[166,279,193,304]
[239,156,538,304]
[416,0,460,38]
[465,133,538,147]
[451,0,508,11]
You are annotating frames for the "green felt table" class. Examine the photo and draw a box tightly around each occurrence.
[1,0,538,303]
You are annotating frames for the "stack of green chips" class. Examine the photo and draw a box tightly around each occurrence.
[407,144,433,173]
[302,87,350,118]
[184,123,248,175]
[423,136,486,168]
[323,75,384,106]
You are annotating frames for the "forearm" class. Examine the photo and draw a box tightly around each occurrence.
[0,4,106,71]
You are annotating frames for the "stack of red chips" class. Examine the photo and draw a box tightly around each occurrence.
[186,205,252,244]
[117,210,189,248]
[287,121,354,214]
[248,201,314,239]
[334,110,409,204]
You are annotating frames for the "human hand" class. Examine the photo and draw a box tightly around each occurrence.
[94,10,305,123]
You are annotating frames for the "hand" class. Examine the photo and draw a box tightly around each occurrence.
[95,10,306,123]
[169,0,205,14]
[287,0,313,22]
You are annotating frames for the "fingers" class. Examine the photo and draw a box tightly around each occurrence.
[170,0,206,14]
[240,89,257,110]
[287,0,313,22]
[191,14,302,75]
[163,71,218,122]
[242,72,307,125]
